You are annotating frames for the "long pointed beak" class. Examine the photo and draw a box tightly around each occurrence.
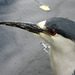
[0,22,44,33]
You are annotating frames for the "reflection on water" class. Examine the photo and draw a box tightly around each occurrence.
[0,0,15,5]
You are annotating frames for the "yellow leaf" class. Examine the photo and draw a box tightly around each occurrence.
[39,5,50,11]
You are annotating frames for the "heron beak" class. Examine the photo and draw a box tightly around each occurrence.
[23,23,44,34]
[0,22,44,34]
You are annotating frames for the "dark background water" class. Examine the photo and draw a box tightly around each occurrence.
[0,0,75,75]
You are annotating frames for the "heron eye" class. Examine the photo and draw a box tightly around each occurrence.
[49,29,56,35]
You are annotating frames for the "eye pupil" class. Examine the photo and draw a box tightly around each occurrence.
[50,30,54,34]
[49,29,56,35]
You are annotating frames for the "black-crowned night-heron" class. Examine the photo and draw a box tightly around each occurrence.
[0,17,75,75]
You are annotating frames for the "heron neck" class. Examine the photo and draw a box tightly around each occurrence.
[49,43,75,75]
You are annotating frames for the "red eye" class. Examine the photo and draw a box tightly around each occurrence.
[49,29,56,35]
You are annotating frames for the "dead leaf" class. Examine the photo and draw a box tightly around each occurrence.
[39,5,50,11]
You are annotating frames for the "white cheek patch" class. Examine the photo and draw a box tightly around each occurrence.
[37,20,46,29]
[39,33,54,44]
